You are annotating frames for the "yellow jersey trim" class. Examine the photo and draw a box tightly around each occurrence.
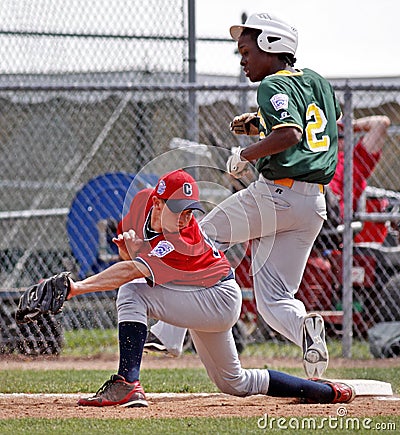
[274,69,304,77]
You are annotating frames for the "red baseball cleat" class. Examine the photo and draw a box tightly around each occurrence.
[78,374,148,407]
[309,378,356,403]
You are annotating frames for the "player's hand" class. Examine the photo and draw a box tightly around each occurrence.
[230,112,259,136]
[67,278,78,300]
[113,230,143,260]
[226,147,248,179]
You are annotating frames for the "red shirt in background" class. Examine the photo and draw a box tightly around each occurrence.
[329,140,382,216]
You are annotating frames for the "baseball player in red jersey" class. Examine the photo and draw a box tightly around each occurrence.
[67,169,354,407]
[115,175,229,288]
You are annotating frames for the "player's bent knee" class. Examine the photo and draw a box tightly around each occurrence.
[213,375,249,397]
[217,383,248,397]
[116,294,148,324]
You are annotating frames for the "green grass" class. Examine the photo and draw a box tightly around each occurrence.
[62,329,119,357]
[61,328,374,359]
[0,368,218,394]
[242,338,373,360]
[2,331,399,434]
[1,366,399,395]
[0,416,399,435]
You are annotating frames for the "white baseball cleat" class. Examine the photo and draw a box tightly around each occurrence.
[143,332,180,358]
[302,313,329,378]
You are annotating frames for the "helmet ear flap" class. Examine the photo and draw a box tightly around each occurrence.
[257,32,281,52]
[256,27,297,55]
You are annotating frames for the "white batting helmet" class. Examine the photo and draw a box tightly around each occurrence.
[230,13,298,55]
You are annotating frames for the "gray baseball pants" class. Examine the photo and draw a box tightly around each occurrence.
[201,175,326,346]
[117,278,270,396]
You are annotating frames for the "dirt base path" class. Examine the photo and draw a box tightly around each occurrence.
[0,393,399,420]
[1,354,399,420]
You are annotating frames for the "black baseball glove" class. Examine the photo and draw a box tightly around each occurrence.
[15,272,71,324]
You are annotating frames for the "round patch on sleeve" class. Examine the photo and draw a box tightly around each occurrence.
[270,93,289,111]
[149,240,175,257]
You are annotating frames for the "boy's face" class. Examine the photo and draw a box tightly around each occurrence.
[238,33,274,82]
[154,197,193,233]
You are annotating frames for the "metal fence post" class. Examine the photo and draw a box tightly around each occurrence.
[187,0,199,143]
[342,83,354,358]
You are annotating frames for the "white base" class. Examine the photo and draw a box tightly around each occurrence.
[332,379,393,396]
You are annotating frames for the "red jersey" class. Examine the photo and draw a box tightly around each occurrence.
[329,140,381,216]
[117,189,231,287]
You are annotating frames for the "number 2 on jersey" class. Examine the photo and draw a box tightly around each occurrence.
[305,103,330,152]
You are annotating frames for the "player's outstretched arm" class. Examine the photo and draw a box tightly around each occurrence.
[68,260,150,299]
[353,115,391,154]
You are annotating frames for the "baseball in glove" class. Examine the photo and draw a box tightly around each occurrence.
[15,272,71,324]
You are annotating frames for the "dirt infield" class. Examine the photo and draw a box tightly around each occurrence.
[1,393,400,420]
[1,354,400,419]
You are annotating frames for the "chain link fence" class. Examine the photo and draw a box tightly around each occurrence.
[0,0,187,77]
[1,1,400,358]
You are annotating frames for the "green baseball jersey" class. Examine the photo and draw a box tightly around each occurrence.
[255,68,341,184]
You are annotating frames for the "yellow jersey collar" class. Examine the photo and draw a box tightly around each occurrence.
[274,69,303,77]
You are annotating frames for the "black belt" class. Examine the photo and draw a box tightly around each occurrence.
[221,270,234,282]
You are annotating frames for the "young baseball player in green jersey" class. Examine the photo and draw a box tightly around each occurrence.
[253,68,339,184]
[146,12,341,379]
